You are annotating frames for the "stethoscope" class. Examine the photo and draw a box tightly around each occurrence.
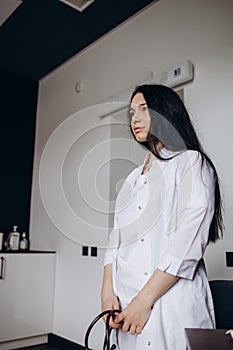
[84,309,121,350]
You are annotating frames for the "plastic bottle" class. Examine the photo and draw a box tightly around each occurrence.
[20,232,28,251]
[9,226,20,250]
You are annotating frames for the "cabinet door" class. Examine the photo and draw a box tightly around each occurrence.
[0,254,55,342]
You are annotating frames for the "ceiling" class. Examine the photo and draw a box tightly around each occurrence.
[0,0,156,81]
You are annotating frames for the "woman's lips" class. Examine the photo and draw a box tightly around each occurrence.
[134,127,143,133]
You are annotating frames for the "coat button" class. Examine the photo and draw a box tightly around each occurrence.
[144,180,147,184]
[138,205,142,210]
[144,272,148,275]
[140,238,144,242]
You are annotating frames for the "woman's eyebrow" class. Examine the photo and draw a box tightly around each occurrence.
[130,103,147,109]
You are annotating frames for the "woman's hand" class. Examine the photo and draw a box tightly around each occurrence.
[114,295,152,335]
[114,269,180,335]
[101,292,121,329]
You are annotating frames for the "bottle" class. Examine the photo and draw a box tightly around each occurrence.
[9,226,20,251]
[20,232,28,251]
[0,232,3,251]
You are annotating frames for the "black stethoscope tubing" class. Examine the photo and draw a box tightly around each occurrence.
[84,309,121,350]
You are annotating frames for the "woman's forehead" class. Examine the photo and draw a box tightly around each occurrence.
[131,93,147,107]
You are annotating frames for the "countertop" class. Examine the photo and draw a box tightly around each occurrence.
[0,250,55,254]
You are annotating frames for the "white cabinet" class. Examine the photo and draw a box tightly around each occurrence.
[0,253,55,343]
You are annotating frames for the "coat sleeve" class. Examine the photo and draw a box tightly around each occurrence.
[157,151,215,280]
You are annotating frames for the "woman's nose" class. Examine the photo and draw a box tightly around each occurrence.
[132,110,142,123]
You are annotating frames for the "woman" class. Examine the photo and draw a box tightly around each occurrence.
[101,84,223,349]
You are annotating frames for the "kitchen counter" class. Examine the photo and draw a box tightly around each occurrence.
[0,250,55,254]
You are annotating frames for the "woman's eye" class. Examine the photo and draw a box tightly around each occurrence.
[142,106,148,112]
[129,110,135,117]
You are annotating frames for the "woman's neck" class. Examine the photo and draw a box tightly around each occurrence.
[141,144,164,175]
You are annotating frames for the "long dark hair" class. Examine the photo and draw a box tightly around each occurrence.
[129,84,223,243]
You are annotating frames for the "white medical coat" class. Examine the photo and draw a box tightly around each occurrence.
[104,149,215,350]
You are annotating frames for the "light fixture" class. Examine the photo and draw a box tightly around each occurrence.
[59,0,95,12]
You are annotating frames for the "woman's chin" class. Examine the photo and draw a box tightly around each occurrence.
[135,135,147,142]
[133,130,148,142]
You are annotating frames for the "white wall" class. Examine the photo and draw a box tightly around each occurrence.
[30,0,233,346]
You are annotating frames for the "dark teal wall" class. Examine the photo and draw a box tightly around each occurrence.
[0,68,38,241]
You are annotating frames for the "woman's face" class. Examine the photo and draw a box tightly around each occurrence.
[130,93,150,142]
